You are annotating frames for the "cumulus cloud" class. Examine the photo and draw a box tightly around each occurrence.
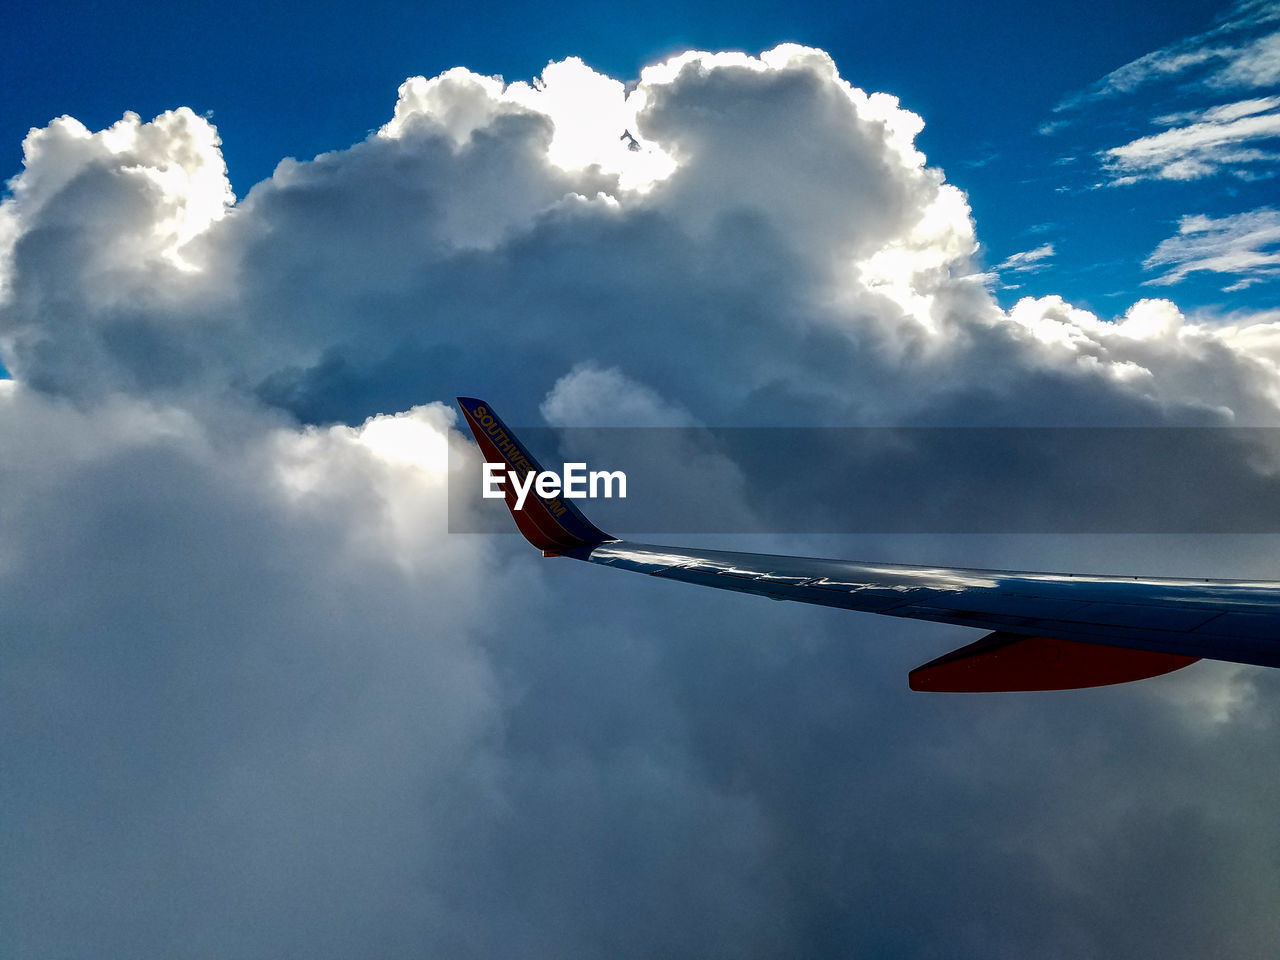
[0,108,234,281]
[541,363,696,426]
[0,388,515,958]
[7,45,1280,958]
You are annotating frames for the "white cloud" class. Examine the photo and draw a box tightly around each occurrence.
[1154,95,1280,126]
[1208,27,1280,88]
[8,46,1280,958]
[996,242,1055,273]
[1054,1,1280,112]
[541,364,696,426]
[382,59,676,192]
[0,108,233,301]
[1079,46,1231,104]
[1144,207,1280,289]
[1100,96,1280,182]
[1049,2,1280,190]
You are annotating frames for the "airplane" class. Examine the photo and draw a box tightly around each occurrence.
[457,397,1280,692]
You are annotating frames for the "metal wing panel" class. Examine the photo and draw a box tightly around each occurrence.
[570,540,1280,669]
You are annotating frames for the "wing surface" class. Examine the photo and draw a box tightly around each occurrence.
[564,540,1280,669]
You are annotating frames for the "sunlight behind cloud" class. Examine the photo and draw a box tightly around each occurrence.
[381,58,676,193]
[351,404,454,473]
[505,58,677,191]
[0,108,233,296]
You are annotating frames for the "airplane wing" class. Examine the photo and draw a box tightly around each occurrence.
[457,397,1280,691]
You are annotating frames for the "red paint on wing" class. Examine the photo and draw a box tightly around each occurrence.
[909,631,1199,692]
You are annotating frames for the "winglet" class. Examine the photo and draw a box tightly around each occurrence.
[456,398,614,552]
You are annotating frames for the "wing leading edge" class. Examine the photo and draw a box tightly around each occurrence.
[458,398,1280,691]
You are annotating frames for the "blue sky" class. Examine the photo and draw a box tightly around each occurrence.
[6,0,1276,319]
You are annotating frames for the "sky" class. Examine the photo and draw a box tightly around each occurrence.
[6,0,1277,318]
[5,2,1280,958]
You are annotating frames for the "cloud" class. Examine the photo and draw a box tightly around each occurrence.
[996,242,1055,273]
[1067,45,1231,107]
[381,59,676,192]
[7,46,1280,958]
[1144,207,1280,289]
[1207,28,1280,87]
[1053,0,1280,112]
[541,364,696,426]
[1048,2,1280,191]
[0,388,518,958]
[1100,96,1280,183]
